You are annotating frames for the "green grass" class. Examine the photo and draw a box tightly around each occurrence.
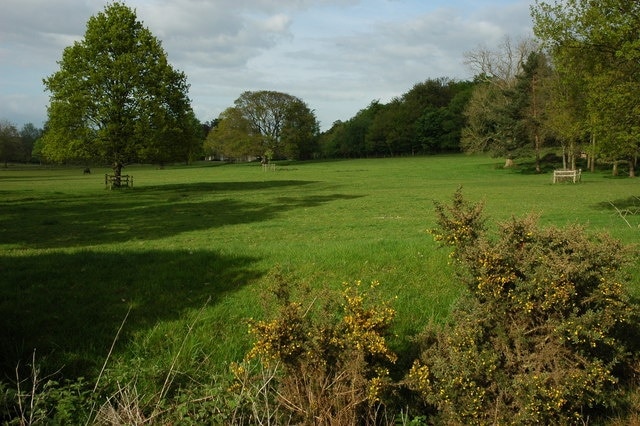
[1,156,638,389]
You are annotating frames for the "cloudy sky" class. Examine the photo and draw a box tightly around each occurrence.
[0,0,533,131]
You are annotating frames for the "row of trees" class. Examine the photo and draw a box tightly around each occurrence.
[205,0,636,170]
[319,78,475,158]
[202,77,474,162]
[315,0,639,172]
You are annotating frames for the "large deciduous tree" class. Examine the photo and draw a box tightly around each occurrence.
[461,80,515,159]
[228,90,319,160]
[42,2,197,181]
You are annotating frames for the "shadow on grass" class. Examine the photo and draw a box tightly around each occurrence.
[514,153,569,175]
[0,180,363,249]
[137,179,317,193]
[0,249,261,379]
[594,196,640,212]
[0,179,366,379]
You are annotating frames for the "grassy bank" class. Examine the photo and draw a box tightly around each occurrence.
[1,155,638,390]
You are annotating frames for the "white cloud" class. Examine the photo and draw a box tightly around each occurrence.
[0,0,533,130]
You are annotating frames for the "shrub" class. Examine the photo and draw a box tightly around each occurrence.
[1,375,93,425]
[408,188,639,424]
[231,271,397,425]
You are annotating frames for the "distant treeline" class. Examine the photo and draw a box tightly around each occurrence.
[318,78,475,158]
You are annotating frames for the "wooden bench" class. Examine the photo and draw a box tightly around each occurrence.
[105,174,133,189]
[553,169,581,183]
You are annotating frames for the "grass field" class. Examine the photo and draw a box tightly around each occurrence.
[1,155,638,391]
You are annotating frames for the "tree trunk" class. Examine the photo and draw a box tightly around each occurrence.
[534,134,541,173]
[629,159,635,178]
[590,133,596,172]
[531,74,541,174]
[569,141,576,170]
[113,161,123,187]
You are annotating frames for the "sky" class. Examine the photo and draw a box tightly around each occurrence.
[0,0,534,131]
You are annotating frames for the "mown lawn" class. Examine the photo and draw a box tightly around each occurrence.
[1,155,638,389]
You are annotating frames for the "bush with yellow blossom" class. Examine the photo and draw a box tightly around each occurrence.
[409,188,639,425]
[232,272,397,425]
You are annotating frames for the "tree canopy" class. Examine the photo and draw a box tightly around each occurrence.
[42,2,200,177]
[319,78,474,158]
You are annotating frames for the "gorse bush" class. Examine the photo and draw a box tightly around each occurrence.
[408,188,640,425]
[231,271,397,425]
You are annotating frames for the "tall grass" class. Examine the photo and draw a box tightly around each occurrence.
[1,155,638,393]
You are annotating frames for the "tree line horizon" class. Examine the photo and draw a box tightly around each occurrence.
[0,1,637,177]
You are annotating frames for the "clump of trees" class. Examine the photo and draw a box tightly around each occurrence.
[461,38,554,171]
[310,1,639,175]
[204,90,320,161]
[532,0,640,177]
[460,1,640,176]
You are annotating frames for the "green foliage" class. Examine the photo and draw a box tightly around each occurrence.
[232,272,397,424]
[0,121,43,166]
[1,373,94,425]
[0,120,21,167]
[461,45,554,165]
[533,0,640,175]
[221,90,320,160]
[409,189,639,424]
[461,82,512,156]
[320,78,474,158]
[18,123,43,164]
[204,107,262,160]
[281,97,320,160]
[324,100,383,158]
[42,2,196,173]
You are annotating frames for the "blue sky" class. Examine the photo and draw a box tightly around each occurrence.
[0,0,533,131]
